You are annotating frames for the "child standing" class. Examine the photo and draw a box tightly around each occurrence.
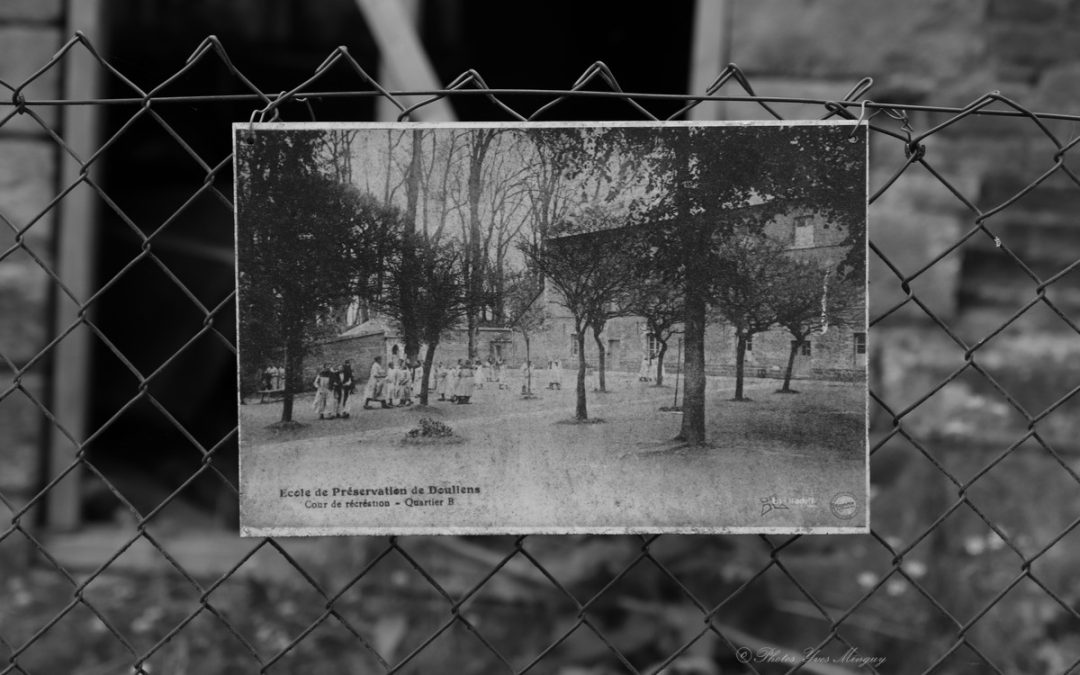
[312,363,333,419]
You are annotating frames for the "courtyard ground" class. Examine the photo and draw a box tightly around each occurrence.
[239,373,866,534]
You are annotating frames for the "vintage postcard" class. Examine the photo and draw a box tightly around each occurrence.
[234,120,868,535]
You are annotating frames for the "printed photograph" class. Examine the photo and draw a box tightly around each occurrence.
[234,121,868,535]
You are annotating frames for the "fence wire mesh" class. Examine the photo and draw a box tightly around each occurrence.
[2,33,1080,675]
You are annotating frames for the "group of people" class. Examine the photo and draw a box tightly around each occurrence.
[637,355,668,383]
[543,359,564,390]
[431,360,481,403]
[306,354,571,420]
[312,360,356,419]
[260,364,284,391]
[513,359,565,393]
[426,358,564,399]
[359,356,424,410]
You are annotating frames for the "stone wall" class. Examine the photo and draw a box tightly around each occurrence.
[304,327,522,392]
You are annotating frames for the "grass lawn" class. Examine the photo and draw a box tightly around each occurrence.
[239,374,866,534]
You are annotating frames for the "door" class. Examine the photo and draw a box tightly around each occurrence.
[608,338,620,372]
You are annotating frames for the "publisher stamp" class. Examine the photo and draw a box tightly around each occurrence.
[760,494,819,516]
[830,491,858,519]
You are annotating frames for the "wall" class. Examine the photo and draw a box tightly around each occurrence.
[536,209,866,380]
[304,327,520,391]
[303,332,387,392]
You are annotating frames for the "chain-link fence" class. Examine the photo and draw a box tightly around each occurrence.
[2,33,1080,674]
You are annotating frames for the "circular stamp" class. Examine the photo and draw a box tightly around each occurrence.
[830,492,858,520]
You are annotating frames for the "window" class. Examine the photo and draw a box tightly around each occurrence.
[745,335,753,352]
[570,335,579,356]
[793,215,814,248]
[854,332,867,355]
[645,333,660,359]
[792,340,811,356]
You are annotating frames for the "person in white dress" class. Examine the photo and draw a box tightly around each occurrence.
[495,359,507,390]
[447,360,461,401]
[473,359,485,390]
[456,360,475,403]
[520,360,533,394]
[435,362,447,400]
[638,356,651,382]
[548,359,562,390]
[398,360,413,406]
[312,363,332,419]
[387,360,402,406]
[362,356,388,409]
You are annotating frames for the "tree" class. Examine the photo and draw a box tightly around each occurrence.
[520,223,636,421]
[576,205,638,393]
[236,130,387,425]
[370,229,470,407]
[633,124,866,444]
[523,131,577,243]
[709,235,791,401]
[504,271,548,396]
[464,129,501,358]
[773,259,862,393]
[397,129,425,364]
[412,240,470,406]
[518,128,660,393]
[623,274,683,386]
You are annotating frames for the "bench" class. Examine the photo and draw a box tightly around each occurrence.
[257,388,284,403]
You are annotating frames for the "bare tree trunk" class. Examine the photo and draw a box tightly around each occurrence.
[675,133,707,444]
[678,292,707,443]
[781,338,800,393]
[400,129,423,362]
[382,129,394,205]
[734,332,748,401]
[655,340,668,386]
[466,131,494,359]
[281,331,304,423]
[467,313,477,360]
[419,341,437,405]
[575,331,588,420]
[494,265,506,324]
[524,333,532,394]
[592,326,607,392]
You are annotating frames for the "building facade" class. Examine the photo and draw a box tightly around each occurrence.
[304,209,865,386]
[531,209,867,381]
[305,320,518,387]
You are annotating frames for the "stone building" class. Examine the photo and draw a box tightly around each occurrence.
[303,320,516,388]
[532,207,866,381]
